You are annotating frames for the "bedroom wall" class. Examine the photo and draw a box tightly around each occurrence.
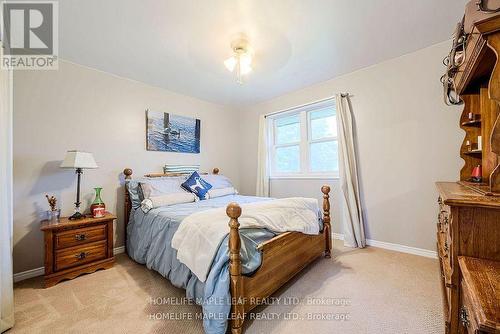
[238,41,463,251]
[13,60,240,274]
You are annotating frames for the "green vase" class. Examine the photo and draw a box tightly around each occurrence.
[90,187,106,217]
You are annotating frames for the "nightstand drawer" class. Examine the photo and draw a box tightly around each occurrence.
[55,240,107,271]
[55,224,106,249]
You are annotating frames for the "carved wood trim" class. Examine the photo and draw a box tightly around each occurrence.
[486,34,500,192]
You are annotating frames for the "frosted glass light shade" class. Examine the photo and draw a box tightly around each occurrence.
[224,56,237,72]
[224,53,252,74]
[239,53,252,74]
[60,150,98,169]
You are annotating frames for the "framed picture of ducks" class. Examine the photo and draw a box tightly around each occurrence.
[146,110,201,153]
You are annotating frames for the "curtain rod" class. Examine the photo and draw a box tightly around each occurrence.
[264,93,349,118]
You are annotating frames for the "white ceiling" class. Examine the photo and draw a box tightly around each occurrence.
[59,0,468,106]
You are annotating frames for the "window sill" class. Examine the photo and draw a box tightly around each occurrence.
[270,175,339,180]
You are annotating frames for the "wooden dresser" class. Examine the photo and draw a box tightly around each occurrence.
[438,2,500,333]
[40,213,116,287]
[436,183,500,333]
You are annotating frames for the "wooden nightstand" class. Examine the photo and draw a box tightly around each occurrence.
[40,212,116,288]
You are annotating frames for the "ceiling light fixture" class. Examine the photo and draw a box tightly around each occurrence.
[224,38,253,84]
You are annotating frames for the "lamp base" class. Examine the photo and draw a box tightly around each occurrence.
[68,211,85,220]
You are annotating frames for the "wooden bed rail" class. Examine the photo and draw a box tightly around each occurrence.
[322,185,332,258]
[226,203,244,334]
[226,185,332,334]
[123,168,133,254]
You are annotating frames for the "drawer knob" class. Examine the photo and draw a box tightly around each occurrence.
[75,234,86,241]
[75,252,88,260]
[460,306,470,327]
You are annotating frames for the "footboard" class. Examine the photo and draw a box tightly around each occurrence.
[227,186,332,334]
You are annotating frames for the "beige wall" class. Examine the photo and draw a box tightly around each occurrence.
[13,60,240,274]
[238,41,463,251]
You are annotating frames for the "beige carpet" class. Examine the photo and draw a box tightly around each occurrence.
[9,241,443,334]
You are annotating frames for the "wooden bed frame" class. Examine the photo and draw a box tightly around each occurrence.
[122,167,332,334]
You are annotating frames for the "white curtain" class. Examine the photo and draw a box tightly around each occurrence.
[255,115,270,197]
[0,42,15,332]
[336,94,366,248]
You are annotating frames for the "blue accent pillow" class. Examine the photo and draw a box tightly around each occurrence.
[181,172,212,200]
[126,180,144,209]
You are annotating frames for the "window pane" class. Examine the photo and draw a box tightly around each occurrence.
[275,145,300,173]
[275,114,300,144]
[310,140,338,172]
[310,108,336,140]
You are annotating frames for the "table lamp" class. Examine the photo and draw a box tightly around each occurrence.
[60,150,98,220]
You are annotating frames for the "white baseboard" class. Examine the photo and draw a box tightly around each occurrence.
[114,246,126,255]
[332,233,437,259]
[332,233,345,240]
[13,267,45,283]
[13,246,126,283]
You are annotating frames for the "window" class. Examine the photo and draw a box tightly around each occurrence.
[269,100,338,178]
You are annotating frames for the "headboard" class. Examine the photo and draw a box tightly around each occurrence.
[122,167,220,254]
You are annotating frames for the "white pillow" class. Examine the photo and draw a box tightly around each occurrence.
[140,176,187,198]
[141,192,196,213]
[202,174,234,189]
[207,187,237,199]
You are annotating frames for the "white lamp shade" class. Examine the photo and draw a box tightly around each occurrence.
[60,150,98,169]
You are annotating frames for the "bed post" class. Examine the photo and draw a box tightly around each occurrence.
[321,185,332,258]
[212,167,219,174]
[227,202,244,334]
[123,168,133,255]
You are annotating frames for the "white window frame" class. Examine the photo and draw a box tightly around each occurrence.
[268,99,339,179]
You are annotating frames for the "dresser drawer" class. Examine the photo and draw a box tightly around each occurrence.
[55,240,107,271]
[460,283,480,334]
[55,224,106,249]
[458,257,500,334]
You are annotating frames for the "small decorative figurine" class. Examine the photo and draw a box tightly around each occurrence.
[471,165,482,183]
[45,194,61,222]
[466,140,471,151]
[45,194,57,211]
